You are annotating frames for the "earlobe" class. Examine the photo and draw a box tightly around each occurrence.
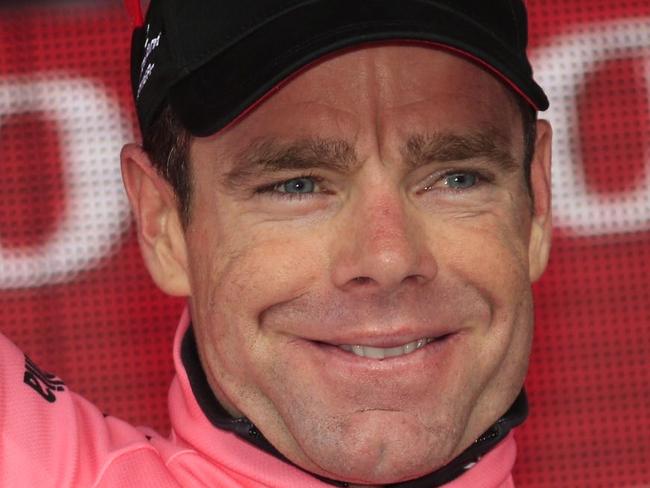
[528,120,553,282]
[121,143,191,296]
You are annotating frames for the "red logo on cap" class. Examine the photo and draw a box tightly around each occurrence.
[124,0,144,28]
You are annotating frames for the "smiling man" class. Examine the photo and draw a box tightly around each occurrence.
[1,1,552,487]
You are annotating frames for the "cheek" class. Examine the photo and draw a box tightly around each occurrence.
[185,177,322,304]
[186,217,329,354]
[222,231,327,315]
[431,206,534,363]
[436,208,531,299]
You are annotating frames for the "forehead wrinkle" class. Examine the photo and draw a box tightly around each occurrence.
[222,137,359,188]
[403,128,519,173]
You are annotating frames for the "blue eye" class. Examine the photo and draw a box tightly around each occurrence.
[277,177,316,194]
[444,173,478,189]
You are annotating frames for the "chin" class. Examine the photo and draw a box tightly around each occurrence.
[287,408,463,485]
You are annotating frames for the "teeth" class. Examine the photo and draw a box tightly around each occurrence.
[339,338,433,360]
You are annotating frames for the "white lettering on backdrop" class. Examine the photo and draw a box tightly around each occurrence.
[534,18,650,236]
[0,75,132,289]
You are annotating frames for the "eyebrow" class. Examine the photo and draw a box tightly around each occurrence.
[223,137,358,188]
[223,129,518,188]
[403,130,519,173]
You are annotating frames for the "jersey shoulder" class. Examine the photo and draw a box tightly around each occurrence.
[0,332,174,487]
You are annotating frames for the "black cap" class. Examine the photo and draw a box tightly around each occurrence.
[131,0,549,137]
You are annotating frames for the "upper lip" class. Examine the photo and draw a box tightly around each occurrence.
[305,328,458,348]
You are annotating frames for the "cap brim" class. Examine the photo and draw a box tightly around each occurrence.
[169,0,548,137]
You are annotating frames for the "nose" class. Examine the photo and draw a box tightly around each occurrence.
[331,186,437,294]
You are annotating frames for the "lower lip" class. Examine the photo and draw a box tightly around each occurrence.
[302,333,460,372]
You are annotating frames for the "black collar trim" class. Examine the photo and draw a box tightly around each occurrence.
[181,325,528,487]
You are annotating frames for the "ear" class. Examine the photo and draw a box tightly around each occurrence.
[528,120,553,282]
[121,143,191,296]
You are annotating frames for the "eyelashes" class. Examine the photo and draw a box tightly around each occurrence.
[254,169,494,202]
[421,169,496,195]
[255,173,328,200]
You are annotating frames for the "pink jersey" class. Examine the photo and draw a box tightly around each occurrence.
[0,309,517,487]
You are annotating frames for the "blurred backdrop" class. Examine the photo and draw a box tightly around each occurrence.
[0,1,648,486]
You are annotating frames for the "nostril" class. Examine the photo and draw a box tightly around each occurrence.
[353,276,372,285]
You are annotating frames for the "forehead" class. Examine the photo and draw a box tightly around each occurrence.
[195,44,522,154]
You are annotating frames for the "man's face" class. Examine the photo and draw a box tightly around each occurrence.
[161,45,550,484]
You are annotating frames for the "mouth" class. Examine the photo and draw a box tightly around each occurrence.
[336,334,453,360]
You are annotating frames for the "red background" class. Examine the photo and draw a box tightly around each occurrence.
[1,1,648,486]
